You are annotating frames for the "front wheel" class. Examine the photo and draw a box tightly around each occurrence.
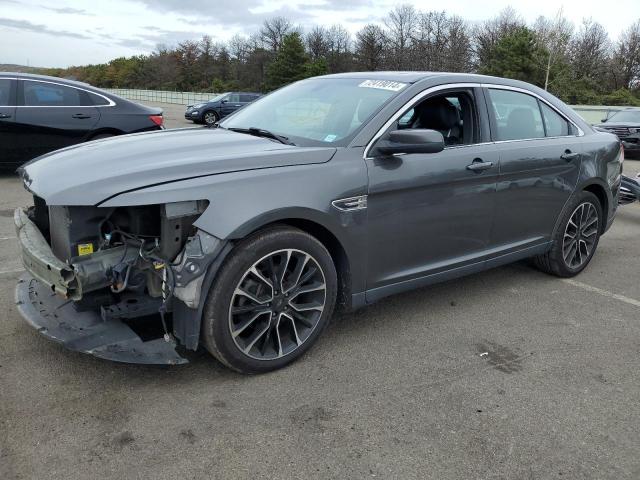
[203,110,219,126]
[533,191,602,277]
[201,226,337,373]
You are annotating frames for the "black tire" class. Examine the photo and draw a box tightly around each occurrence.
[201,226,337,374]
[533,191,603,277]
[202,110,219,126]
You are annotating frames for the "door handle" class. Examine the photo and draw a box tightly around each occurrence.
[0,113,11,119]
[72,113,91,119]
[560,150,580,161]
[466,159,494,172]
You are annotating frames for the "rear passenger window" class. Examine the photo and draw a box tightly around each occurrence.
[239,94,253,102]
[22,81,91,107]
[0,79,12,106]
[89,92,110,106]
[540,102,571,137]
[488,89,545,141]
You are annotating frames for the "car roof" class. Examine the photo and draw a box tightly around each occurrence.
[0,72,94,88]
[317,71,539,87]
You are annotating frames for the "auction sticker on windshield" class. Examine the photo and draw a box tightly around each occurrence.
[358,80,407,92]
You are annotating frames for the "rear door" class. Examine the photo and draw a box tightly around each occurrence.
[485,87,582,250]
[0,77,19,166]
[14,79,100,162]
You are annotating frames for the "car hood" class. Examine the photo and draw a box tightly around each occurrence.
[595,122,640,128]
[20,128,336,205]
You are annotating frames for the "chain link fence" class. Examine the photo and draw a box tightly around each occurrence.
[104,88,627,125]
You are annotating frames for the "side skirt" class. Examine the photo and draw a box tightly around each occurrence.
[361,241,552,306]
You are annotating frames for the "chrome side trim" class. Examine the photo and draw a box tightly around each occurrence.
[332,195,368,212]
[5,78,116,108]
[364,82,585,159]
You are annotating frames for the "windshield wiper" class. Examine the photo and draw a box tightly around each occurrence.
[228,127,295,146]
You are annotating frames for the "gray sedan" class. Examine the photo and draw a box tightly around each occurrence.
[14,72,622,373]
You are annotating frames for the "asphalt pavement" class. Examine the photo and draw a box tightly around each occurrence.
[1,105,639,479]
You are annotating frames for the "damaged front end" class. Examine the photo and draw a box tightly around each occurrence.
[14,197,226,365]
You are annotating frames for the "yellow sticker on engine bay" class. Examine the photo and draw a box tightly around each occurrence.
[77,243,94,256]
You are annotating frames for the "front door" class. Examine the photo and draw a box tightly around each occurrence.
[221,93,242,117]
[365,88,498,298]
[14,79,100,163]
[485,87,582,249]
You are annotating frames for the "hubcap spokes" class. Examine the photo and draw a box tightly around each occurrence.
[562,202,598,269]
[205,113,216,124]
[229,249,326,360]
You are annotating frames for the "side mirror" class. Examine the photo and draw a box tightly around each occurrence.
[221,99,228,104]
[601,118,607,123]
[373,129,445,156]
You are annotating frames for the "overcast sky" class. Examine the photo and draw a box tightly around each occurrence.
[0,0,638,68]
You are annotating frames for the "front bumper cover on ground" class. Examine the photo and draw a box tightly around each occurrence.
[15,274,189,365]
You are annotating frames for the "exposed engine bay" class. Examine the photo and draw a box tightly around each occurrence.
[15,196,225,362]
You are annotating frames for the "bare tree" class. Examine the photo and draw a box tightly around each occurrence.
[385,4,418,69]
[355,24,387,70]
[260,17,294,52]
[306,26,330,61]
[325,25,352,72]
[569,18,611,85]
[613,20,640,89]
[533,9,573,90]
[445,15,473,72]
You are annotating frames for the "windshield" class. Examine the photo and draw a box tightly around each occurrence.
[208,93,228,103]
[221,78,407,147]
[607,110,640,123]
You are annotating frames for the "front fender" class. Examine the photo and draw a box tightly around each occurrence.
[100,152,370,294]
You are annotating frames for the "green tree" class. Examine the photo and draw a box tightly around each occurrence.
[480,26,546,86]
[265,32,310,90]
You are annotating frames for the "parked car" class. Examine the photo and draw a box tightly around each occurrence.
[0,73,163,169]
[15,72,623,373]
[619,174,640,204]
[594,108,640,159]
[185,92,262,125]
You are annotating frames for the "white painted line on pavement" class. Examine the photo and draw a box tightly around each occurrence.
[563,279,640,308]
[0,236,16,241]
[0,267,24,275]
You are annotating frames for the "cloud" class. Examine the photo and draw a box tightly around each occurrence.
[40,6,93,15]
[135,0,314,30]
[0,17,92,39]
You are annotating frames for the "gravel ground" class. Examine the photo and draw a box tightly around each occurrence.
[1,106,639,479]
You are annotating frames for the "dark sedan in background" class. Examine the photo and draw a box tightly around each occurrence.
[595,107,640,158]
[185,92,262,125]
[0,73,164,169]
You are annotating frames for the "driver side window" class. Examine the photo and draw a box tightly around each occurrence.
[396,91,478,146]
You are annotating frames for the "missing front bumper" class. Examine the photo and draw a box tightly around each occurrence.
[15,274,189,365]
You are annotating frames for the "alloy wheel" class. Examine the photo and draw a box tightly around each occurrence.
[562,202,599,269]
[228,249,327,361]
[204,112,217,125]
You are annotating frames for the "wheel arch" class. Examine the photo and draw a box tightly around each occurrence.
[233,213,354,310]
[581,180,610,233]
[87,128,124,140]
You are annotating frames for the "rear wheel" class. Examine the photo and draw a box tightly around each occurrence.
[201,226,337,373]
[533,191,602,277]
[203,110,219,126]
